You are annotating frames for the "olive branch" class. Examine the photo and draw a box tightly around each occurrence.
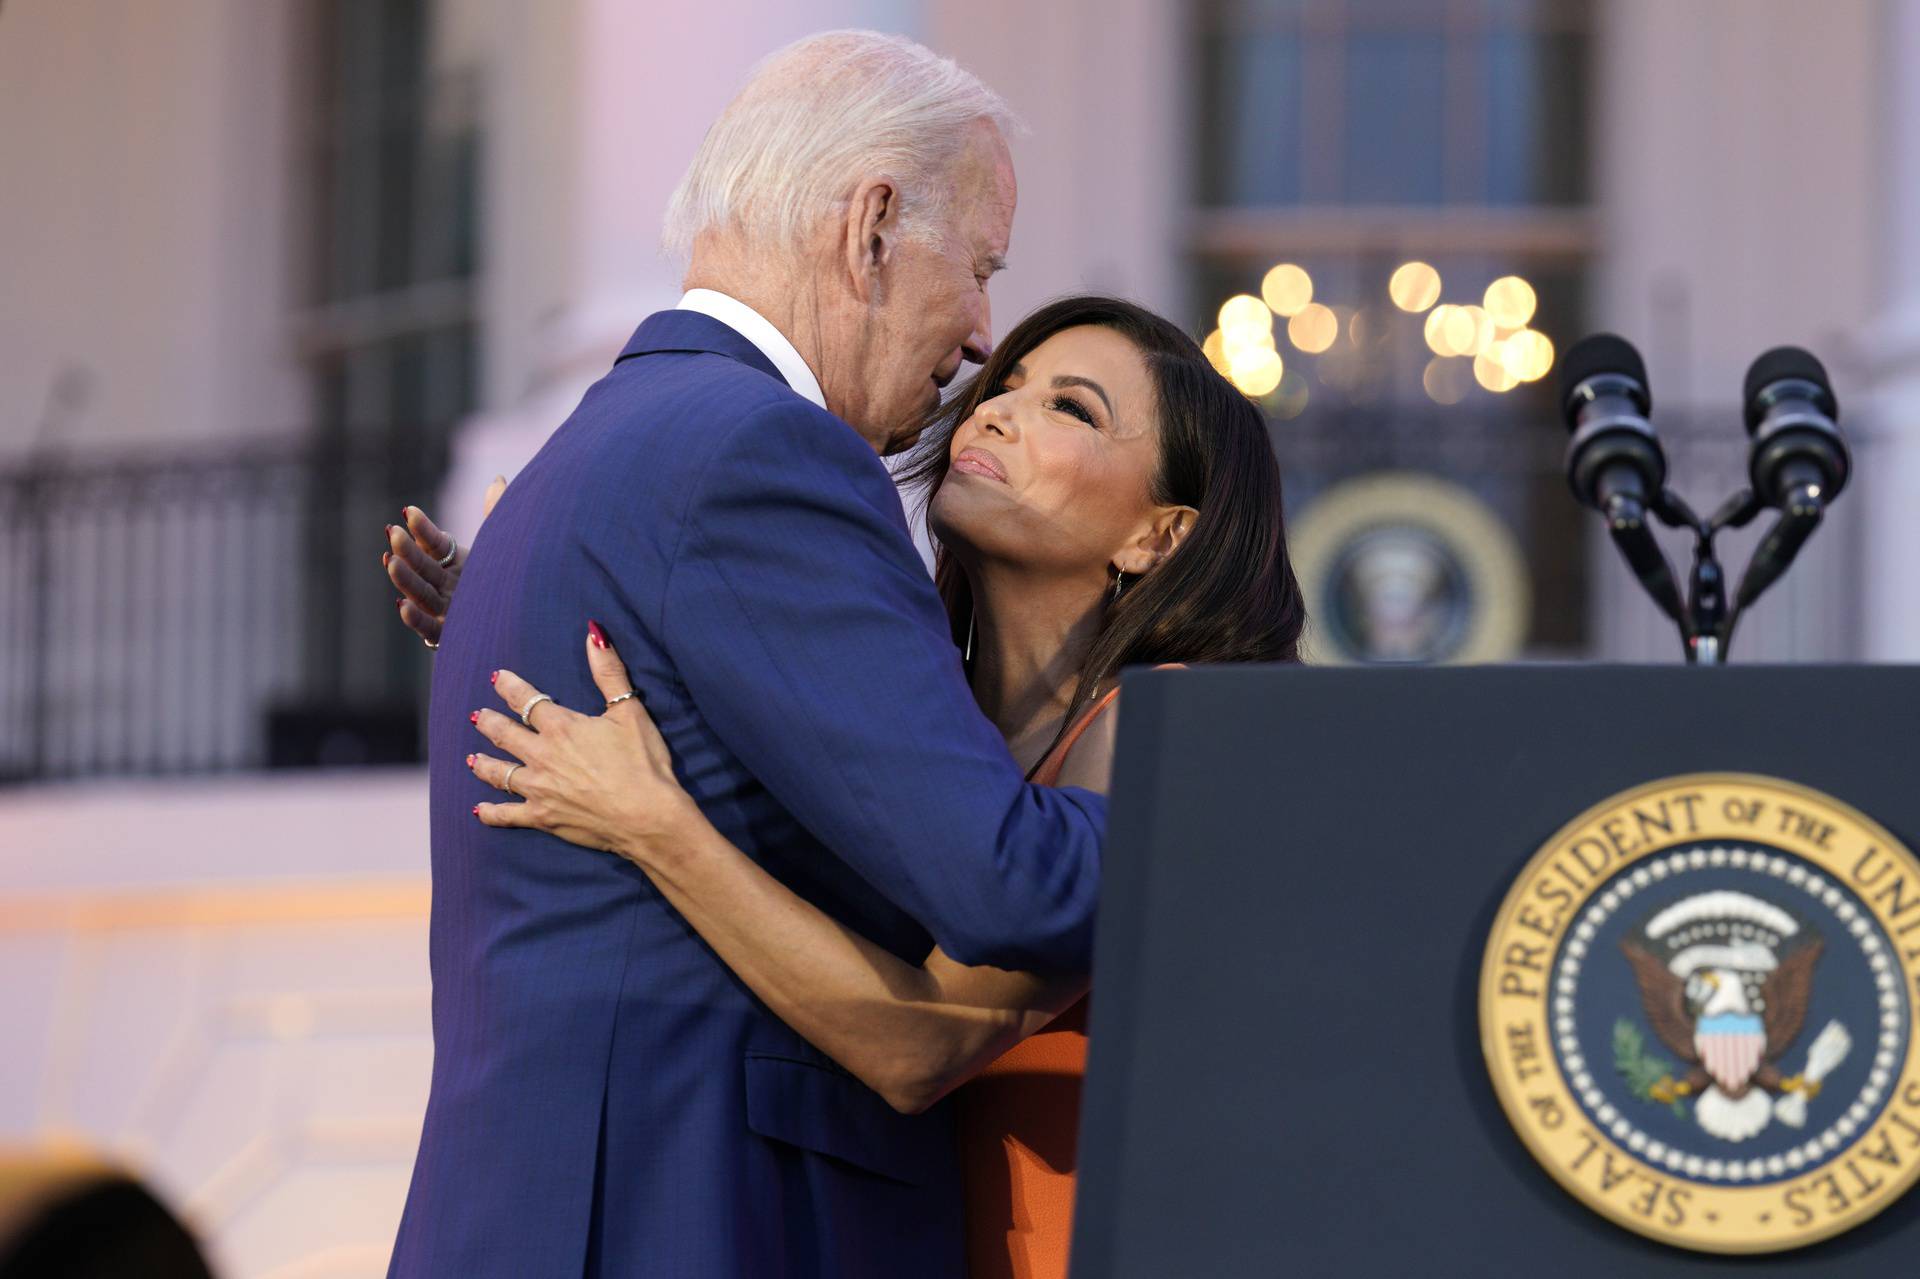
[1613,1018,1688,1118]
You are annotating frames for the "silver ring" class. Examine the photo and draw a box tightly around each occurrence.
[423,637,439,651]
[605,691,638,709]
[518,692,554,727]
[503,763,522,796]
[437,535,459,569]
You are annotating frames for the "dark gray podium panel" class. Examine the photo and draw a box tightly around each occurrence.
[1070,665,1920,1278]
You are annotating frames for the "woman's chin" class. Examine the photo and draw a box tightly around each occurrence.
[927,488,996,553]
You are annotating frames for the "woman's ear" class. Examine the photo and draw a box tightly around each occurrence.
[1113,505,1198,577]
[842,176,900,304]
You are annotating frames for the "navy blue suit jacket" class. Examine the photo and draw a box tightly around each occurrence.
[388,311,1106,1277]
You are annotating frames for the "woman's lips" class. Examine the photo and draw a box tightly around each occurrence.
[951,448,1008,483]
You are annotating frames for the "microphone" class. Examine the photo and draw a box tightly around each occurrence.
[1560,334,1665,516]
[1559,335,1684,622]
[1733,347,1849,612]
[1743,346,1848,511]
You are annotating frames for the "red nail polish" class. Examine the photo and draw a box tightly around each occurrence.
[472,804,481,816]
[588,620,610,651]
[466,753,475,767]
[470,711,480,724]
[490,670,499,684]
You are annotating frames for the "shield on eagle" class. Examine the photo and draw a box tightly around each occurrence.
[1618,888,1847,1142]
[1695,1013,1767,1093]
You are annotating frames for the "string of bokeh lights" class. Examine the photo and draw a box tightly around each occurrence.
[1202,261,1556,417]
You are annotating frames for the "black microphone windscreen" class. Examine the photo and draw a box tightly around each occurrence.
[1559,333,1650,424]
[1743,346,1835,429]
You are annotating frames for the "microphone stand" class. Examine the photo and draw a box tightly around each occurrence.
[1609,481,1819,666]
[1647,488,1725,665]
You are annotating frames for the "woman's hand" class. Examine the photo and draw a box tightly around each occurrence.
[386,475,507,646]
[468,622,704,864]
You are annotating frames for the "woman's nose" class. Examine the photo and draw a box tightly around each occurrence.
[975,399,1017,439]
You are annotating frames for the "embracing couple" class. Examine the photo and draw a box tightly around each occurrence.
[381,29,1303,1279]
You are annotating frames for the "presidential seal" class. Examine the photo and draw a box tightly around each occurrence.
[1480,775,1920,1252]
[1288,472,1528,666]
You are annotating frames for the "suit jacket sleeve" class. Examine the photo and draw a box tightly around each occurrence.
[658,399,1105,975]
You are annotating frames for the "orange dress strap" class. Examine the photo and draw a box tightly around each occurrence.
[1027,664,1182,789]
[1027,689,1121,788]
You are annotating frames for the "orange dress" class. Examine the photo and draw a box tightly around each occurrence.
[955,686,1120,1279]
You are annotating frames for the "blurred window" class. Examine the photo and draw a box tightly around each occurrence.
[1201,0,1592,208]
[1191,0,1596,655]
[304,0,481,438]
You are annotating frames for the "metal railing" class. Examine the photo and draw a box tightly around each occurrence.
[0,437,442,784]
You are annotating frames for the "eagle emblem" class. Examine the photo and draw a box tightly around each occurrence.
[1618,890,1851,1142]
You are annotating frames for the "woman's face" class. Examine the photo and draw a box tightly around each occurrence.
[930,325,1178,583]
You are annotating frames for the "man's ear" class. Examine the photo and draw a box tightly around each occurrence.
[842,176,900,305]
[1113,505,1198,577]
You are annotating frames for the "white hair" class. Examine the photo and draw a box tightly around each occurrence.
[662,30,1019,261]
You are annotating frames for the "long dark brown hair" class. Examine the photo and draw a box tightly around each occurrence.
[896,294,1305,764]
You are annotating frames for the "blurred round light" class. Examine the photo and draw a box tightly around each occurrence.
[1231,348,1285,396]
[1222,323,1276,362]
[1389,261,1443,312]
[1441,306,1484,358]
[1218,293,1272,335]
[1474,350,1519,393]
[1288,302,1339,354]
[1202,328,1229,375]
[1263,369,1311,420]
[1461,305,1498,355]
[1499,328,1556,382]
[1483,275,1538,329]
[1423,356,1471,406]
[1261,264,1314,317]
[1424,304,1460,356]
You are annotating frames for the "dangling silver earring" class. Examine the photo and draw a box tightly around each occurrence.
[964,612,975,662]
[1110,570,1126,603]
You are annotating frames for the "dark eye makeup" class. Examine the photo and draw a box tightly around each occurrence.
[1048,394,1099,427]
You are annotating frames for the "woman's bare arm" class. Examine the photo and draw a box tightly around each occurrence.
[469,640,1096,1114]
[637,816,1087,1114]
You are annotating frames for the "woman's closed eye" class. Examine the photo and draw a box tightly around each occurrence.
[1048,394,1099,428]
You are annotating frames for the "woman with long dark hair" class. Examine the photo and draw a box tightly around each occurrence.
[400,296,1302,1279]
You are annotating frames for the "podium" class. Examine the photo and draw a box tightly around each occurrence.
[1070,665,1920,1275]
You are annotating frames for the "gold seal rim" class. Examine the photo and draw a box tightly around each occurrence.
[1289,471,1530,666]
[1479,772,1920,1254]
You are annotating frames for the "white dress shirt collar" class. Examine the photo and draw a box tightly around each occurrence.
[675,288,826,411]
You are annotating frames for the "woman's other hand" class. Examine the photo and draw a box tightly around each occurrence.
[469,623,703,863]
[386,475,507,646]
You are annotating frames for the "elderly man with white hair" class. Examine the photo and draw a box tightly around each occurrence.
[386,31,1105,1279]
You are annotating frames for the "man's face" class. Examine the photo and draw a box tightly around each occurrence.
[865,121,1014,450]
